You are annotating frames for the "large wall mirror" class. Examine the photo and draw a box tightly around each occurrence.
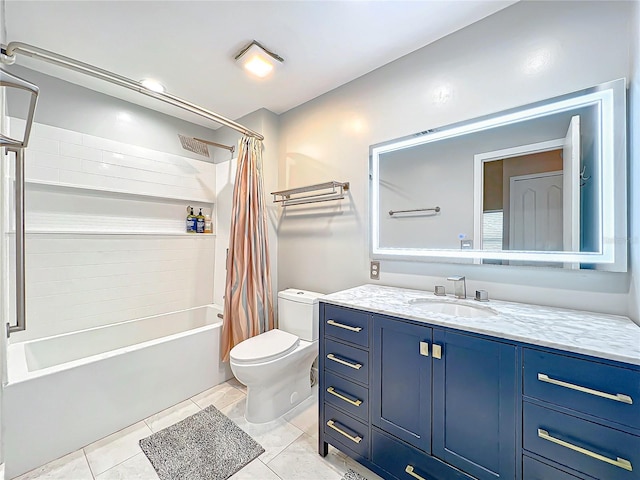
[370,79,627,271]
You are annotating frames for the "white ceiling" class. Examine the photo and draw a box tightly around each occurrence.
[4,0,516,129]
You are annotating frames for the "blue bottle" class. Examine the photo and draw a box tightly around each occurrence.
[186,206,196,233]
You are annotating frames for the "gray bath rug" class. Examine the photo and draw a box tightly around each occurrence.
[139,405,264,480]
[341,469,370,480]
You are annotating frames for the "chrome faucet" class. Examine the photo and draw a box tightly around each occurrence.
[447,276,466,299]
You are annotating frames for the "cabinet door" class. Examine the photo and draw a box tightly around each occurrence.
[372,315,432,453]
[432,329,517,480]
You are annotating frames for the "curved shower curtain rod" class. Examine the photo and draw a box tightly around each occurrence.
[1,41,264,140]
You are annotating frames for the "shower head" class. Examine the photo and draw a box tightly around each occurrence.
[178,134,235,158]
[178,134,210,158]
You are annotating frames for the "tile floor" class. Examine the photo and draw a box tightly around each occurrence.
[12,378,384,480]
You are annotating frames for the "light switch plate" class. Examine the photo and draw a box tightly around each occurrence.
[370,261,380,280]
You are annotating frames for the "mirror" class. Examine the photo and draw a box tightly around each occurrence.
[370,79,627,271]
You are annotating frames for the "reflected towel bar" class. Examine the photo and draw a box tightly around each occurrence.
[389,206,440,216]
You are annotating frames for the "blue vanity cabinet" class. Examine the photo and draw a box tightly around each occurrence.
[319,303,373,465]
[371,314,432,453]
[522,347,640,480]
[432,329,518,480]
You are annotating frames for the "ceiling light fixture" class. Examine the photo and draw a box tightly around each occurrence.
[234,40,284,78]
[140,78,166,93]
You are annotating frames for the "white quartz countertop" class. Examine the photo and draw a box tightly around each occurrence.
[320,284,640,366]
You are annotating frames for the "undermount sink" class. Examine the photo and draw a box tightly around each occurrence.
[407,298,498,318]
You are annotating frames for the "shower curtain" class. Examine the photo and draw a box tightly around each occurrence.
[221,135,274,361]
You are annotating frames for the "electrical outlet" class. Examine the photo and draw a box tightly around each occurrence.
[370,261,380,280]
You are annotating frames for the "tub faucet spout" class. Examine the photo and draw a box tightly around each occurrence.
[447,276,466,299]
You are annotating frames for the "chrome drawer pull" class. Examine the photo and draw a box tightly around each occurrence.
[405,465,427,480]
[327,420,362,444]
[327,386,363,406]
[327,319,362,332]
[327,354,362,370]
[537,429,633,471]
[538,373,633,404]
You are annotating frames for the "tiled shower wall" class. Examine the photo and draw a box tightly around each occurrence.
[6,119,216,342]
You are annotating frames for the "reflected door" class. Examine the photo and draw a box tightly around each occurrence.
[509,171,563,252]
[563,115,581,269]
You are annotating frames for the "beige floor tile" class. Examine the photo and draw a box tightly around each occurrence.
[94,453,158,480]
[144,399,201,433]
[265,433,345,480]
[84,421,152,476]
[191,382,245,410]
[221,397,304,464]
[282,387,319,439]
[228,458,280,480]
[12,450,93,480]
[226,377,247,393]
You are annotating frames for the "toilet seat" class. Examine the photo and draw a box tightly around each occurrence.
[230,329,300,365]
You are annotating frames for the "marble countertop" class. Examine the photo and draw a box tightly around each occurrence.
[320,284,640,366]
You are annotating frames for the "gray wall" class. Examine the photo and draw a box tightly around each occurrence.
[277,0,635,317]
[629,2,640,323]
[6,65,218,160]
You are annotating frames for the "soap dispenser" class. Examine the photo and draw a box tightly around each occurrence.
[186,206,196,233]
[196,208,205,234]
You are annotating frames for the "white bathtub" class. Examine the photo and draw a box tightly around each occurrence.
[4,305,231,479]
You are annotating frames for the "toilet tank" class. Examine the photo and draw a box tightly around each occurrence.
[278,288,323,341]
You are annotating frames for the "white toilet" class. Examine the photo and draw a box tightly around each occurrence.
[229,288,322,423]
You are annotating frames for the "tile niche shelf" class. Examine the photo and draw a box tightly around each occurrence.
[23,179,215,204]
[10,179,215,236]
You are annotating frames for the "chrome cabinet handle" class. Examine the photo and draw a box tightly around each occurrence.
[405,465,427,480]
[538,429,633,471]
[327,387,363,406]
[327,420,362,444]
[537,373,633,404]
[327,319,362,332]
[327,354,362,370]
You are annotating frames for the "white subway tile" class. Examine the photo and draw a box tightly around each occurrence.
[32,151,83,172]
[8,116,26,134]
[61,142,103,161]
[28,136,60,155]
[59,170,107,189]
[33,123,83,145]
[24,163,59,183]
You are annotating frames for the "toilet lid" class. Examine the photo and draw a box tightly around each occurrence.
[230,329,300,364]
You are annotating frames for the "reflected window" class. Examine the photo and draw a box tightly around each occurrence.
[482,211,504,251]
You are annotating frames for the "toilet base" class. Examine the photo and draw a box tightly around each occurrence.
[245,371,312,423]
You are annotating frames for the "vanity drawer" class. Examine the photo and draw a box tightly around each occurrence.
[324,404,369,459]
[523,348,640,429]
[325,338,369,385]
[372,428,474,480]
[324,371,369,422]
[523,456,582,480]
[324,305,370,348]
[523,402,640,480]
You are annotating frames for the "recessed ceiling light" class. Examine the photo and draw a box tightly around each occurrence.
[140,78,166,93]
[235,41,284,79]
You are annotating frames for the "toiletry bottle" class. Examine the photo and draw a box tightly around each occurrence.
[186,206,196,233]
[204,214,213,234]
[196,208,205,234]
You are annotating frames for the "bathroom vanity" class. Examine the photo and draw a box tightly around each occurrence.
[318,284,640,480]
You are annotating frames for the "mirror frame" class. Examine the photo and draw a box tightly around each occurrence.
[370,79,627,270]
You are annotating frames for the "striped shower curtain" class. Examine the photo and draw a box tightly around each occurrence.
[221,136,274,361]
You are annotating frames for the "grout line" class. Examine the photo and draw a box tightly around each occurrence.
[81,449,96,480]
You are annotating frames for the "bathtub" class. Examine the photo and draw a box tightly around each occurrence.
[4,305,232,479]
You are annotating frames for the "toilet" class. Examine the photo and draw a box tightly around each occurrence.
[230,288,322,423]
